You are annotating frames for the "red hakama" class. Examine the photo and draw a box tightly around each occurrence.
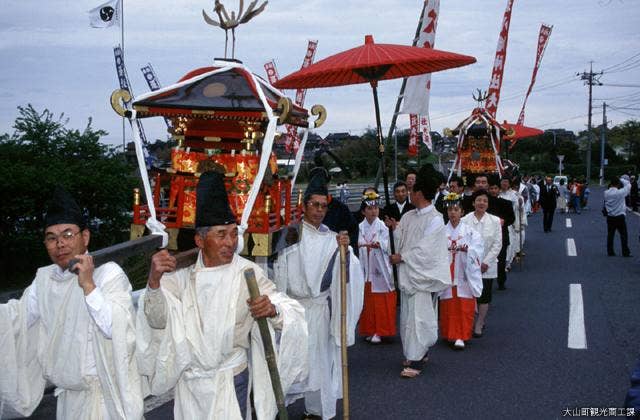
[358,282,397,337]
[439,286,476,341]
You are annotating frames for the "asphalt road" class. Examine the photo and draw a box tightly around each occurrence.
[18,187,640,419]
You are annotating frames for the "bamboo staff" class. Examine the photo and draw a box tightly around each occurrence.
[243,268,288,420]
[339,232,350,419]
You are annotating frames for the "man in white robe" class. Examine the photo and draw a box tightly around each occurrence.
[136,171,308,420]
[388,164,451,378]
[274,167,364,420]
[0,187,143,419]
[498,177,519,266]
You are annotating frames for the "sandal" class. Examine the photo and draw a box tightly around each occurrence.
[400,367,421,378]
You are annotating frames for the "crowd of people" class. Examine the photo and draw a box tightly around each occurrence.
[1,164,638,420]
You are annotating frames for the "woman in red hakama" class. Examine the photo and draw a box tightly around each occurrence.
[357,191,396,343]
[438,193,484,349]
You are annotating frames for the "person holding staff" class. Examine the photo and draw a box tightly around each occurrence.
[137,170,307,420]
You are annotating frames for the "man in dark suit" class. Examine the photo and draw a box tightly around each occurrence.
[383,181,415,222]
[538,175,559,232]
[463,173,515,290]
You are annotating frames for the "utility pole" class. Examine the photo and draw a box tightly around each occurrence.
[578,62,603,182]
[599,102,607,186]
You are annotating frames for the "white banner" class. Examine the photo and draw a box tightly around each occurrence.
[420,115,432,151]
[89,0,120,28]
[400,0,440,116]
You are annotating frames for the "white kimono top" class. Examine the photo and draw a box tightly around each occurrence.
[358,217,393,293]
[439,222,484,300]
[462,212,502,279]
[136,252,308,420]
[0,262,143,419]
[274,221,364,420]
[393,204,451,361]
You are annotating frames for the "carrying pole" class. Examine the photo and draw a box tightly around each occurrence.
[243,269,288,420]
[339,236,350,419]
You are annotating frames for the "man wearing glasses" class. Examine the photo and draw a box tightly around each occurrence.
[274,167,364,420]
[0,187,143,419]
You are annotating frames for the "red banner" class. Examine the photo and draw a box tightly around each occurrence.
[485,0,515,118]
[292,40,318,153]
[408,114,420,156]
[263,61,279,85]
[295,40,318,109]
[517,24,553,125]
[264,42,318,154]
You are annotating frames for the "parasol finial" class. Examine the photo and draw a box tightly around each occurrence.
[202,0,268,59]
[364,34,375,45]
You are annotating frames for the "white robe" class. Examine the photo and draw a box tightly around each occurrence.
[462,212,502,279]
[0,263,143,419]
[499,189,520,264]
[439,222,484,300]
[136,252,307,420]
[274,221,364,420]
[394,205,450,361]
[358,218,393,292]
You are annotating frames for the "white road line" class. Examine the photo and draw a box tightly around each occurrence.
[566,238,577,256]
[568,284,587,349]
[566,218,572,228]
[144,390,174,413]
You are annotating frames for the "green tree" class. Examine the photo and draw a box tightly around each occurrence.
[0,105,137,290]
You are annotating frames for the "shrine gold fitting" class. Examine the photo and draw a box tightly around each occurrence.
[264,194,272,214]
[110,89,132,117]
[133,188,140,206]
[276,97,292,124]
[311,105,327,128]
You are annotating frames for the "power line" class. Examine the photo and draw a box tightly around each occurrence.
[601,83,640,88]
[602,52,640,71]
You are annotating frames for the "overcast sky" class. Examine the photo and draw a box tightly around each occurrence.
[1,0,639,148]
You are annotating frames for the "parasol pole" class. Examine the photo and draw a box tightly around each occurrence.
[371,82,399,286]
[373,0,428,190]
[339,233,350,419]
[518,200,523,270]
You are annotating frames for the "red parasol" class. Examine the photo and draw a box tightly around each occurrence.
[274,34,476,208]
[274,35,477,89]
[275,34,475,328]
[502,121,544,149]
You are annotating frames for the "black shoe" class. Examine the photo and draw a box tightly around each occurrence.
[472,331,483,338]
[623,254,632,258]
[608,253,616,256]
[498,285,506,291]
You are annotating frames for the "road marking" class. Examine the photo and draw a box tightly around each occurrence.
[568,284,587,349]
[566,218,572,228]
[567,238,577,256]
[145,390,174,413]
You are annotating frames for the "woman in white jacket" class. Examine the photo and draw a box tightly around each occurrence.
[462,189,502,338]
[439,193,484,349]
